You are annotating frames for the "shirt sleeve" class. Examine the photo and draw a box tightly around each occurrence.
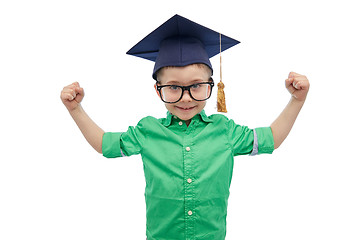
[227,119,274,156]
[102,118,147,158]
[252,127,275,155]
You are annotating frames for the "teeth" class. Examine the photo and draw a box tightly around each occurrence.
[177,106,194,110]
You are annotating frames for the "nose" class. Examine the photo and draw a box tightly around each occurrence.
[180,89,192,102]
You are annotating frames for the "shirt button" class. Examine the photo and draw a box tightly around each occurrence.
[179,121,183,126]
[188,210,193,216]
[185,147,191,152]
[187,178,192,184]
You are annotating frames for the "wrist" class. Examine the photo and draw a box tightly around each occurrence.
[68,104,84,117]
[287,97,305,115]
[290,96,306,105]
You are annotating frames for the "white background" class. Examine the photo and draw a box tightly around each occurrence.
[1,0,359,239]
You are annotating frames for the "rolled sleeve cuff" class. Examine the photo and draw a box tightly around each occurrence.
[251,127,274,155]
[102,132,126,158]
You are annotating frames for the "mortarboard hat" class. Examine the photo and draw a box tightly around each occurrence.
[126,14,240,80]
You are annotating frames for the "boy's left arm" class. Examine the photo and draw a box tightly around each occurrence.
[270,72,310,149]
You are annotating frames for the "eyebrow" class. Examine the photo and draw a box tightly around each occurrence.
[165,79,206,85]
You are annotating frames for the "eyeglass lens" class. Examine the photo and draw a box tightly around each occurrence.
[160,83,212,103]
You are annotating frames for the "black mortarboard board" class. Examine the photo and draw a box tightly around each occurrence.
[126,14,240,80]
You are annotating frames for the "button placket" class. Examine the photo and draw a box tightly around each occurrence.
[183,130,195,239]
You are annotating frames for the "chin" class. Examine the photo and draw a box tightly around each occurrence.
[166,102,206,121]
[174,106,199,120]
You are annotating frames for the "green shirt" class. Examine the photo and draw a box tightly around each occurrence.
[102,110,274,240]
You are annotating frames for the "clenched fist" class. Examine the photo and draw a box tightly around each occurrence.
[60,82,84,112]
[285,72,310,102]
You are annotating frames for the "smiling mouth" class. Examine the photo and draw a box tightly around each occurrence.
[176,106,196,111]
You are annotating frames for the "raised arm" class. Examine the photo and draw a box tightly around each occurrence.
[60,82,104,153]
[270,72,310,149]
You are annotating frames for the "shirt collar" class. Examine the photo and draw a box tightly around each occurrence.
[163,110,213,127]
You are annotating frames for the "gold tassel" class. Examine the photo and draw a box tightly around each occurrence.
[217,33,227,113]
[217,81,227,113]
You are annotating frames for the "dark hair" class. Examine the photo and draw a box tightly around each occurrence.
[156,63,212,83]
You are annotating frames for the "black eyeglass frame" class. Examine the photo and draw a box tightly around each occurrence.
[156,78,215,104]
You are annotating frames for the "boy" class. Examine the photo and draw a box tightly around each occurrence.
[60,15,309,240]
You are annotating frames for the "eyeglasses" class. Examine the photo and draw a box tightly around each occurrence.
[156,79,214,103]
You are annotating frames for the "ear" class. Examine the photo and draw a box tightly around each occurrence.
[154,83,161,99]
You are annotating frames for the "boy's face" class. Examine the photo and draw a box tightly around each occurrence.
[155,64,211,125]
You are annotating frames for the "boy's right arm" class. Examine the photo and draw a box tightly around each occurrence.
[60,82,104,154]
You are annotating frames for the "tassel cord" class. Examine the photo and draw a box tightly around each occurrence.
[217,33,227,113]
